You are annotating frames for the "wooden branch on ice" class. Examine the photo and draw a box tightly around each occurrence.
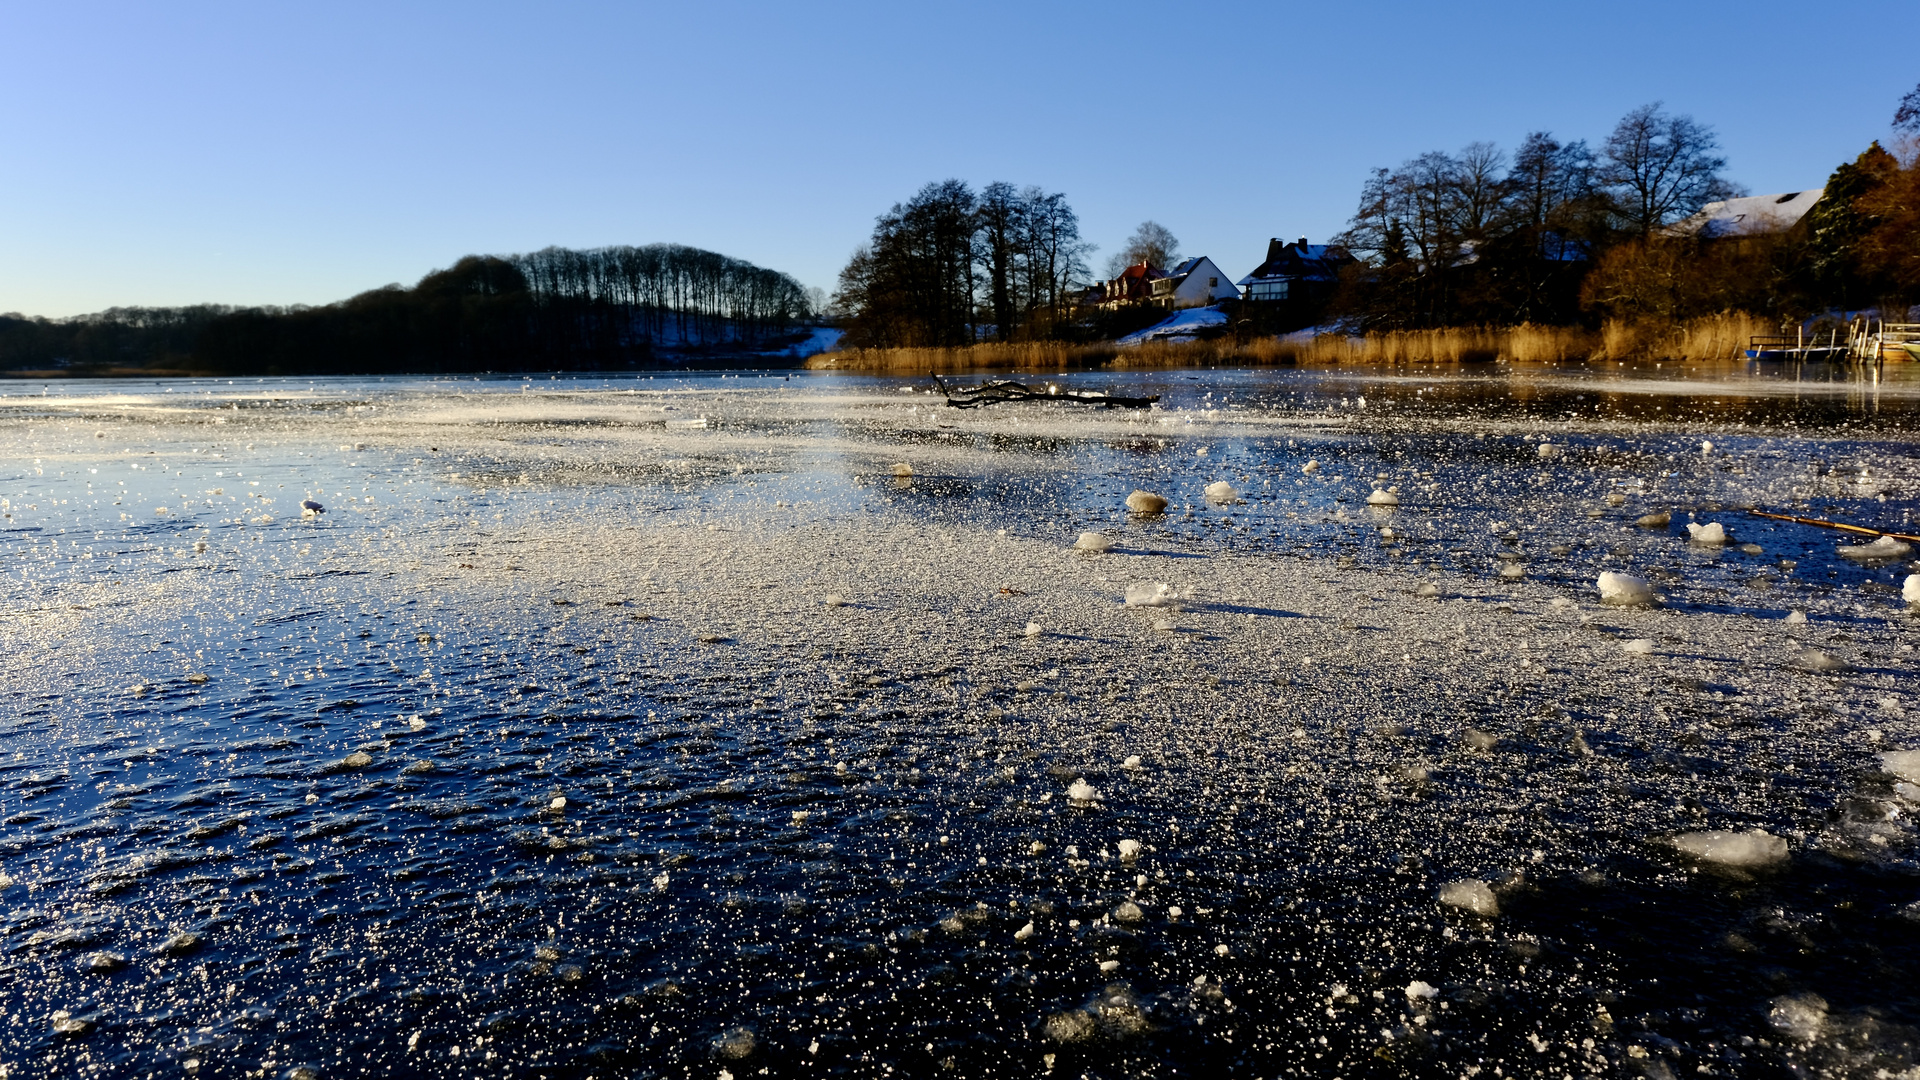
[931,374,1158,410]
[1745,509,1920,544]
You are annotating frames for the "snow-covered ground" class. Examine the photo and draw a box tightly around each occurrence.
[2,366,1918,1077]
[1116,306,1228,345]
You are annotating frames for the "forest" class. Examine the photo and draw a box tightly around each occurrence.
[0,243,814,376]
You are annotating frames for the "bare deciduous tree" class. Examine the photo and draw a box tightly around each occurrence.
[1599,102,1733,239]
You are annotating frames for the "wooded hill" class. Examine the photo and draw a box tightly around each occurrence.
[1,243,816,376]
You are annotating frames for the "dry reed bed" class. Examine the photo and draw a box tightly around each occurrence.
[806,314,1774,372]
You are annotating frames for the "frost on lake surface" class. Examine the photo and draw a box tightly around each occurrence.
[3,365,1920,1077]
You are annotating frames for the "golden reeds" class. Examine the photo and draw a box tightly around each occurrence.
[804,314,1776,373]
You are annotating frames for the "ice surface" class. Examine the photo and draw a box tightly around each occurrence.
[1597,571,1658,606]
[7,368,1920,1079]
[1437,879,1500,916]
[1671,830,1789,867]
[1686,521,1729,545]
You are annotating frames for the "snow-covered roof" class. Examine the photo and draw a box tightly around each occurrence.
[1116,305,1227,346]
[1668,189,1823,239]
[1238,241,1356,285]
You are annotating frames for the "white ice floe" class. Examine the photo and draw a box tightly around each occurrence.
[1767,994,1827,1041]
[550,796,567,810]
[1837,535,1913,560]
[1074,531,1114,553]
[1023,622,1043,638]
[1405,980,1441,1000]
[1124,582,1178,608]
[1066,778,1101,802]
[1670,829,1788,867]
[1366,488,1400,506]
[1795,648,1853,672]
[1125,490,1169,513]
[1622,638,1656,655]
[1415,581,1440,598]
[1881,750,1920,783]
[824,593,848,607]
[1204,481,1238,503]
[1123,755,1143,770]
[1785,609,1808,624]
[1117,839,1142,860]
[1905,574,1920,606]
[1597,571,1657,606]
[1537,443,1562,459]
[1686,521,1728,545]
[1302,459,1320,474]
[890,463,914,477]
[1437,879,1499,916]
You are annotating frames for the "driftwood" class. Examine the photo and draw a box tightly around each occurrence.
[932,374,1159,410]
[1746,508,1920,544]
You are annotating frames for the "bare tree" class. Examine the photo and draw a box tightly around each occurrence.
[1105,221,1179,277]
[1599,102,1732,239]
[1896,81,1920,135]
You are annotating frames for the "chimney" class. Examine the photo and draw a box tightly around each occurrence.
[1266,237,1285,263]
[1297,236,1309,249]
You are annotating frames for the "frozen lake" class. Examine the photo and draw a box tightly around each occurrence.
[3,363,1919,1078]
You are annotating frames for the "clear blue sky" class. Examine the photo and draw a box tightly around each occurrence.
[2,1,1912,317]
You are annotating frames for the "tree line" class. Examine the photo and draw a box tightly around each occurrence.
[1330,94,1920,330]
[2,244,814,376]
[833,180,1092,348]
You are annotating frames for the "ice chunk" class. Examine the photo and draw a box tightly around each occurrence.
[1880,750,1920,783]
[1406,980,1441,1000]
[1498,562,1524,579]
[1067,779,1101,802]
[824,593,848,607]
[1414,581,1440,598]
[1366,488,1400,506]
[1124,582,1178,608]
[1537,443,1562,459]
[1075,531,1114,553]
[1117,839,1142,860]
[1302,459,1320,474]
[1597,571,1657,606]
[711,1027,758,1060]
[1122,755,1143,770]
[1606,492,1626,506]
[1686,521,1728,545]
[890,463,913,477]
[1621,638,1655,655]
[1767,994,1827,1041]
[1023,622,1043,637]
[1125,490,1169,513]
[1784,609,1807,624]
[549,796,567,810]
[1670,829,1788,867]
[1204,481,1238,503]
[1112,901,1145,923]
[301,499,325,517]
[1795,648,1853,672]
[1437,879,1499,916]
[1905,574,1920,606]
[1014,921,1035,941]
[1636,511,1671,528]
[1700,440,1714,455]
[1837,535,1913,560]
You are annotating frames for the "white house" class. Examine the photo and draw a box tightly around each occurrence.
[1152,256,1241,308]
